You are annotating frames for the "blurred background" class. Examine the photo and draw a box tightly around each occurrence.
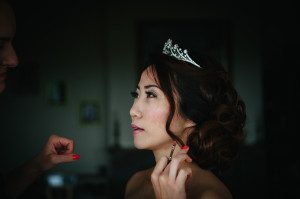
[0,0,298,198]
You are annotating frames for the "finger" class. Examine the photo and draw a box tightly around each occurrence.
[151,156,168,199]
[50,134,74,154]
[175,168,192,188]
[169,153,192,182]
[58,140,74,154]
[50,153,80,165]
[176,147,193,163]
[152,156,169,177]
[56,137,74,153]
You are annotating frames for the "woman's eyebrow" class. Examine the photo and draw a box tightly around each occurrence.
[136,85,160,90]
[144,85,160,89]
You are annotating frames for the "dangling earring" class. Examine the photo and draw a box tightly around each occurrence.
[167,142,176,164]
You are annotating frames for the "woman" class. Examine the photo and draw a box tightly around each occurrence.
[125,39,246,199]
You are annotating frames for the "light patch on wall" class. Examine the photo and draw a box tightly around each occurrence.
[79,101,101,126]
[45,80,66,106]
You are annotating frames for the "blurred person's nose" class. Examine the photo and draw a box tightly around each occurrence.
[1,43,18,67]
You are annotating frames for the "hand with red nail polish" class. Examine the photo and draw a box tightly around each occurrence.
[34,134,79,171]
[3,134,79,198]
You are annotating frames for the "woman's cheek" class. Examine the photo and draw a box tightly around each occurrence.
[147,106,169,124]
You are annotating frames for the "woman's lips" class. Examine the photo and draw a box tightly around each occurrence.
[131,124,144,135]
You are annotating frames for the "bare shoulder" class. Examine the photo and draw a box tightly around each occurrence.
[125,168,151,198]
[125,170,146,193]
[187,165,232,199]
[198,189,232,199]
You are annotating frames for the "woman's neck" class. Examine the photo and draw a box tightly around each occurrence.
[152,141,186,163]
[152,129,190,163]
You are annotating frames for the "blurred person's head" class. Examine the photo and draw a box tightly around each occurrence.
[0,0,18,93]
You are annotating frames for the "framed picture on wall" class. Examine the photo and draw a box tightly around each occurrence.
[79,101,101,125]
[136,19,232,76]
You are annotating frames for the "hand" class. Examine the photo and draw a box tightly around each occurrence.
[151,147,192,199]
[34,134,80,172]
[3,134,79,197]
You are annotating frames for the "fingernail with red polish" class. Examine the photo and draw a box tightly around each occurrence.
[182,145,189,150]
[72,154,80,160]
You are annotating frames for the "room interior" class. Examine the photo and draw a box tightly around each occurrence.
[0,0,298,198]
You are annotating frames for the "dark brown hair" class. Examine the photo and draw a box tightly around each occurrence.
[140,53,246,172]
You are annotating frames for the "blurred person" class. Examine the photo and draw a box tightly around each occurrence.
[0,0,80,198]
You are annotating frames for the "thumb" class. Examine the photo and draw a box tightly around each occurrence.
[51,153,80,164]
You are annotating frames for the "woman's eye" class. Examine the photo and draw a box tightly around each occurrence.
[145,91,157,98]
[130,91,138,98]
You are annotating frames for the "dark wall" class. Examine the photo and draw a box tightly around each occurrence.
[262,2,299,198]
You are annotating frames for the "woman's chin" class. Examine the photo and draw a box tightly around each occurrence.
[133,141,146,149]
[133,139,153,150]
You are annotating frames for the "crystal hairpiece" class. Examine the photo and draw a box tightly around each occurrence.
[162,38,201,68]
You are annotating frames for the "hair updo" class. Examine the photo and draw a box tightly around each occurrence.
[141,53,246,172]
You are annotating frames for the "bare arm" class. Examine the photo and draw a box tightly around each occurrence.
[3,134,79,198]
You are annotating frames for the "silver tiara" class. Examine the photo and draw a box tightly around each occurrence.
[162,39,201,68]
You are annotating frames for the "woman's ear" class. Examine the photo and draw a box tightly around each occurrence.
[184,119,196,128]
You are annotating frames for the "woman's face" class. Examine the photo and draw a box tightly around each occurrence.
[129,67,188,150]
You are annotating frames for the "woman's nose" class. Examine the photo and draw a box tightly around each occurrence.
[130,102,142,119]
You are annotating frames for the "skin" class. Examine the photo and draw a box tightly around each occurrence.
[4,135,79,198]
[0,0,18,93]
[126,67,232,199]
[0,1,79,197]
[129,67,191,162]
